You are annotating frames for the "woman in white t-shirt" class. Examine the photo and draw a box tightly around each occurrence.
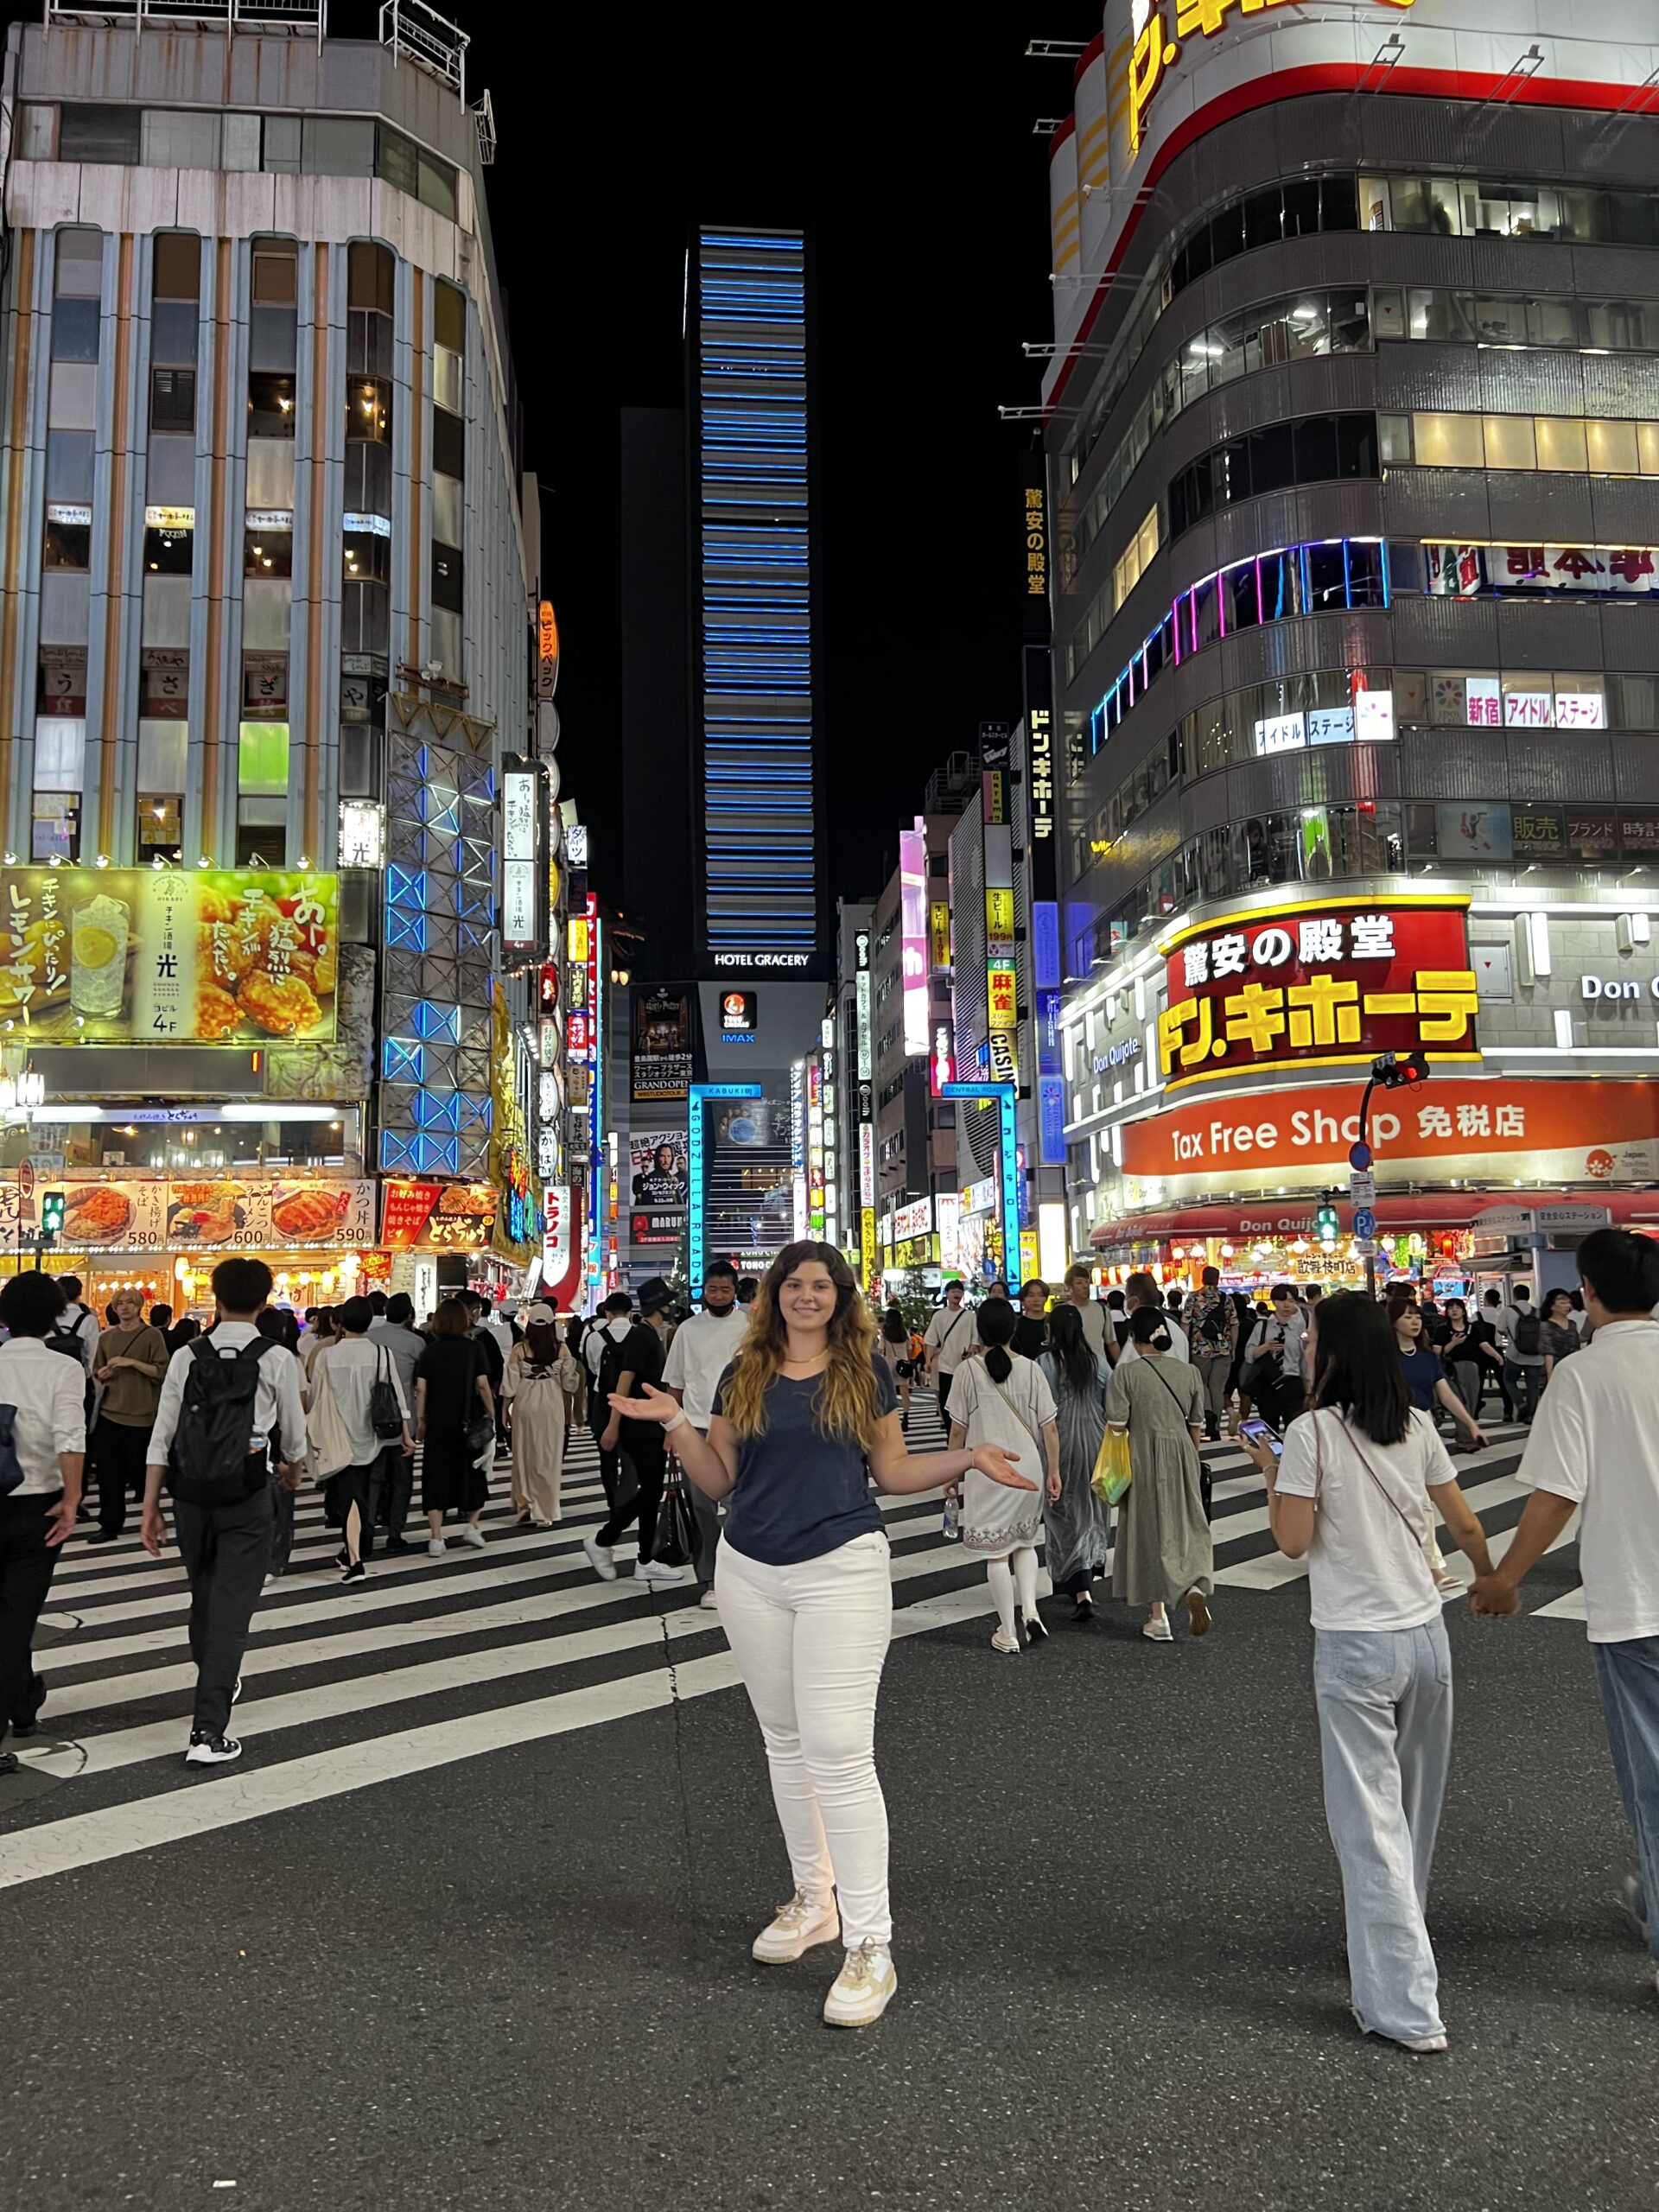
[947,1300,1061,1653]
[1240,1292,1497,2056]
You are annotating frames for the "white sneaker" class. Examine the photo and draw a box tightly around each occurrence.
[460,1524,486,1550]
[751,1889,841,1963]
[1143,1616,1174,1642]
[699,1588,720,1611]
[427,1538,446,1559]
[637,1558,685,1584]
[1399,2031,1449,2055]
[990,1626,1020,1654]
[823,1940,898,2028]
[583,1535,618,1582]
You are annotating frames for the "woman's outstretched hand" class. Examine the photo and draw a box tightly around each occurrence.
[969,1444,1038,1491]
[605,1382,681,1425]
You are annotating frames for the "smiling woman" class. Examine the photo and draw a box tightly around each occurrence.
[608,1237,1035,2031]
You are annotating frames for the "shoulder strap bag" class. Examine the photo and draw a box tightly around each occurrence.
[1311,1408,1439,1567]
[988,1365,1049,1479]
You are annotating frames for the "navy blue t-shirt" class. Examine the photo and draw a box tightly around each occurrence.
[712,1357,898,1566]
[1398,1344,1444,1412]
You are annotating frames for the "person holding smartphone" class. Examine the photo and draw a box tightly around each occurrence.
[1240,1292,1498,2054]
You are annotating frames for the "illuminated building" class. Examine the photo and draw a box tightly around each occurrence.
[1039,0,1659,1293]
[0,1,563,1308]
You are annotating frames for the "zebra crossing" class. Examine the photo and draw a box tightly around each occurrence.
[0,1395,1581,1891]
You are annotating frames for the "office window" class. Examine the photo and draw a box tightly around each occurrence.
[302,117,374,177]
[248,373,296,439]
[1534,416,1588,472]
[58,105,140,163]
[251,240,298,305]
[149,367,196,433]
[51,296,99,362]
[1483,414,1536,470]
[141,111,219,169]
[1587,419,1640,474]
[1412,413,1484,468]
[143,524,193,578]
[153,231,200,302]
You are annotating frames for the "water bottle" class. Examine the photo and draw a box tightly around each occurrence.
[942,1491,961,1541]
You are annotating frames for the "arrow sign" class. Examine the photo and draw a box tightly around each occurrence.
[1353,1205,1377,1240]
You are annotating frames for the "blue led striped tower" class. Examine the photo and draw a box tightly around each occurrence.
[691,226,823,976]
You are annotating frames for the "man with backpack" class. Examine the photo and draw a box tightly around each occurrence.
[1498,1282,1546,1425]
[51,1275,99,1372]
[141,1257,308,1768]
[0,1272,86,1780]
[584,1291,638,1522]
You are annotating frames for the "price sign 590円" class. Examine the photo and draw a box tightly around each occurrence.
[1158,896,1478,1093]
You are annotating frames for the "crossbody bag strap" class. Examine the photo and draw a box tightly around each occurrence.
[1315,1408,1423,1538]
[988,1369,1047,1470]
[1140,1356,1192,1422]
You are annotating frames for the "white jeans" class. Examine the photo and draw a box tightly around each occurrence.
[715,1529,894,1946]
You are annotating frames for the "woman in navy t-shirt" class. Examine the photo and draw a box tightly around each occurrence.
[1387,1292,1487,1594]
[607,1237,1032,2031]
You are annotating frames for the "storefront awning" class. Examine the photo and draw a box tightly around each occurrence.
[1090,1189,1659,1250]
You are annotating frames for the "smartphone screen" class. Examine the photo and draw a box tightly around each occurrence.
[1238,1417,1284,1459]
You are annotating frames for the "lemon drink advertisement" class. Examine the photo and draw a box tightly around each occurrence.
[0,868,339,1042]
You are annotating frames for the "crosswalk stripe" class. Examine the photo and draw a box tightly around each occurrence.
[0,1396,1580,1891]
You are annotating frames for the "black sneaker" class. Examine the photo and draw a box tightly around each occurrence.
[334,1546,351,1569]
[86,1529,121,1546]
[0,1751,20,1777]
[340,1560,366,1586]
[12,1672,45,1736]
[185,1732,242,1767]
[384,1534,412,1554]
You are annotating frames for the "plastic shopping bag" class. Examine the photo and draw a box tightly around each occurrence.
[1091,1424,1133,1507]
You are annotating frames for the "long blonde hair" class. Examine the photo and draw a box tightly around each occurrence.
[719,1241,884,1449]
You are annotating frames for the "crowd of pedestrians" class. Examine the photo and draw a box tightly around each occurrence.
[2,1231,1654,2056]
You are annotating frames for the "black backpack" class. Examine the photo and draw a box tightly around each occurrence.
[168,1334,279,1505]
[590,1325,630,1429]
[44,1308,87,1366]
[0,1405,23,1496]
[1512,1307,1542,1356]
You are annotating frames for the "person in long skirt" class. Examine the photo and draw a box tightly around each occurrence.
[1038,1301,1112,1622]
[415,1296,495,1556]
[1105,1306,1211,1641]
[502,1309,567,1527]
[1243,1292,1497,2052]
[946,1298,1061,1653]
[606,1239,1033,2029]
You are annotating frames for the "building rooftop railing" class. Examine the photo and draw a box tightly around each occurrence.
[44,0,326,40]
[378,0,467,102]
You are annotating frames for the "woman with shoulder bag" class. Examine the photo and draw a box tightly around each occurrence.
[502,1309,567,1529]
[1105,1306,1211,1641]
[415,1296,495,1557]
[1240,1293,1498,2055]
[603,1240,1034,2029]
[946,1298,1061,1652]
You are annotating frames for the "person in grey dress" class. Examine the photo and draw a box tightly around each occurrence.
[1105,1306,1212,1643]
[1039,1302,1112,1622]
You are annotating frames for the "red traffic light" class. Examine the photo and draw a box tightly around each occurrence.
[1371,1051,1430,1090]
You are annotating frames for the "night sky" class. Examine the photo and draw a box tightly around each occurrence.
[460,3,1103,909]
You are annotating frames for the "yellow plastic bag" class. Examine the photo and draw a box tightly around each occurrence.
[1092,1424,1132,1506]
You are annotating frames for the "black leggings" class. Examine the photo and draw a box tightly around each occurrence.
[596,1430,666,1563]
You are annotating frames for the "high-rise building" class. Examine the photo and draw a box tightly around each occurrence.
[1042,0,1659,1296]
[0,0,569,1315]
[615,225,828,1289]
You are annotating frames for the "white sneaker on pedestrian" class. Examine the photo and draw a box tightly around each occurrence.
[1398,2031,1449,2055]
[460,1524,486,1550]
[583,1535,618,1582]
[637,1558,685,1583]
[185,1732,242,1767]
[427,1537,446,1559]
[751,1889,841,1963]
[823,1940,898,2028]
[1143,1616,1174,1642]
[698,1588,720,1611]
[990,1626,1020,1654]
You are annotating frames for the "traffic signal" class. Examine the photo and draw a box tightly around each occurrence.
[41,1189,66,1237]
[1315,1193,1341,1245]
[1370,1050,1430,1090]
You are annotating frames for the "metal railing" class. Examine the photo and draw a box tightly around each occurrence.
[378,0,468,102]
[44,0,325,38]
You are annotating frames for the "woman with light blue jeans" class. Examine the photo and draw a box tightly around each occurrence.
[1242,1293,1497,2054]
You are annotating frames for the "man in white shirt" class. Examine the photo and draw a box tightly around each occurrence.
[1062,1262,1108,1358]
[1116,1270,1191,1368]
[143,1257,308,1769]
[923,1281,975,1414]
[663,1261,748,1610]
[0,1273,86,1777]
[1497,1282,1546,1424]
[1473,1228,1659,1990]
[1238,1283,1306,1420]
[53,1274,100,1370]
[313,1295,414,1580]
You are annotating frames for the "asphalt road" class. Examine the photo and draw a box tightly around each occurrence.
[3,1416,1652,2212]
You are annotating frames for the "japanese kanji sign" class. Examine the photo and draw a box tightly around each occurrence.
[1158,897,1478,1091]
[0,867,338,1045]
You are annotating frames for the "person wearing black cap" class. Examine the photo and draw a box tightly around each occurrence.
[584,1278,681,1585]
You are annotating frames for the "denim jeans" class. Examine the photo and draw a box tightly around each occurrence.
[1592,1633,1659,1964]
[1313,1616,1452,2043]
[1503,1360,1542,1422]
[716,1528,894,1946]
